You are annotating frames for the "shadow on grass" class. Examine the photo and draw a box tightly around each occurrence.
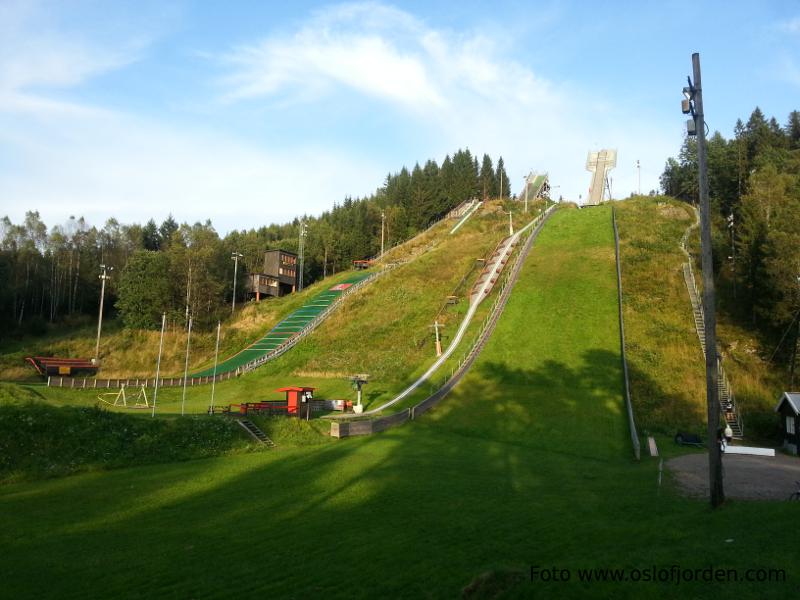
[5,346,769,599]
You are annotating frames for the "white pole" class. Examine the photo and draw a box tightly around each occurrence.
[637,160,641,195]
[94,265,112,363]
[210,320,221,413]
[185,265,192,325]
[231,252,242,314]
[381,210,385,257]
[524,173,530,213]
[151,312,166,418]
[181,316,193,416]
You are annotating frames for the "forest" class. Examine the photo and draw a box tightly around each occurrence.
[0,148,511,334]
[660,108,800,377]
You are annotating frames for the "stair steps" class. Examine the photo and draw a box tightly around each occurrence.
[683,260,743,438]
[237,419,276,447]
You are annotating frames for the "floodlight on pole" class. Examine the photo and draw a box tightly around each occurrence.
[231,252,243,314]
[94,264,113,364]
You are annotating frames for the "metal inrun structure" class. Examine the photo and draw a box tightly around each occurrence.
[585,149,617,206]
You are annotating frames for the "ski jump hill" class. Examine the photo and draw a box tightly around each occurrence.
[192,272,373,377]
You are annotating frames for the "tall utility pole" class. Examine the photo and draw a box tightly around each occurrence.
[684,52,724,508]
[231,252,243,314]
[523,172,531,213]
[151,312,166,418]
[298,221,307,291]
[185,265,192,326]
[94,264,113,363]
[636,160,641,195]
[210,320,221,413]
[381,210,385,257]
[727,213,736,300]
[181,316,193,416]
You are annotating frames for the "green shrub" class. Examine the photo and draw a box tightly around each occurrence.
[0,401,253,483]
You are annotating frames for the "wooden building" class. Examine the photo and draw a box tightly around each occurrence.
[247,249,298,300]
[774,392,800,455]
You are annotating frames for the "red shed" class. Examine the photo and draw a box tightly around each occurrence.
[275,386,315,417]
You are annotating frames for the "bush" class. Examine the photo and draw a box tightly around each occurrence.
[0,401,254,483]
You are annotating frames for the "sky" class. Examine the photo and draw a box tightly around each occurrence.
[1,0,799,234]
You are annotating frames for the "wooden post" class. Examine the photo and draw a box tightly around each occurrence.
[692,52,725,508]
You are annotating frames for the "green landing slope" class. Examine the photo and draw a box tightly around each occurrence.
[192,272,372,377]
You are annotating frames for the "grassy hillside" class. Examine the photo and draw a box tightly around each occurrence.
[1,205,794,599]
[614,197,706,432]
[0,269,360,380]
[615,196,785,440]
[20,200,539,414]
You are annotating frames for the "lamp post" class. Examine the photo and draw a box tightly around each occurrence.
[505,209,514,236]
[523,172,531,213]
[231,252,243,314]
[94,264,113,364]
[298,221,307,291]
[683,52,724,508]
[381,210,385,257]
[636,160,641,195]
[727,213,736,299]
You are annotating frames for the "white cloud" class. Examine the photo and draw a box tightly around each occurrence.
[217,1,672,201]
[221,3,443,109]
[0,0,144,105]
[0,0,675,234]
[0,108,385,233]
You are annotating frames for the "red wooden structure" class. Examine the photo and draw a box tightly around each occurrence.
[275,386,315,416]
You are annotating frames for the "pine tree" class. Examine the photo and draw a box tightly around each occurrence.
[479,154,494,200]
[495,157,511,198]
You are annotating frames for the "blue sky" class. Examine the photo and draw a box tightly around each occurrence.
[1,0,798,233]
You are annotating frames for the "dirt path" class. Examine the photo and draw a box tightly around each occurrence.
[668,452,800,500]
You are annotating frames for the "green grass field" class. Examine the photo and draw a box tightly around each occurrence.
[1,204,794,599]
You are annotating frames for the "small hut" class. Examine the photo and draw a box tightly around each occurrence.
[774,392,800,455]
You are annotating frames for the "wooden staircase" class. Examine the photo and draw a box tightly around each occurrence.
[469,236,517,305]
[237,419,275,447]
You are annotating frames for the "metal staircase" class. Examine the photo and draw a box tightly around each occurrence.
[681,261,743,438]
[237,419,275,447]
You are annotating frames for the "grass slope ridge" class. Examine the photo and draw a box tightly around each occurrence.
[0,206,795,598]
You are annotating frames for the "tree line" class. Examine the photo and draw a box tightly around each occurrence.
[660,108,800,373]
[0,148,511,334]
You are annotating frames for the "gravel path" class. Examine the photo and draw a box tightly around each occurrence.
[668,452,800,500]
